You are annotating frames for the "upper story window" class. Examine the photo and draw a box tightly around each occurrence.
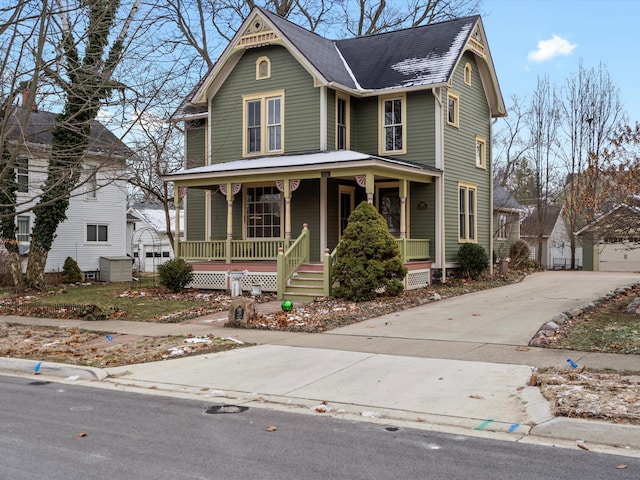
[336,93,350,150]
[475,136,486,169]
[458,182,477,243]
[256,56,271,80]
[17,215,30,242]
[447,91,459,128]
[243,90,284,156]
[86,223,109,243]
[379,94,406,154]
[16,156,28,193]
[464,63,472,85]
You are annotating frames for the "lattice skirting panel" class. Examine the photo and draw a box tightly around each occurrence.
[405,268,430,290]
[188,271,278,292]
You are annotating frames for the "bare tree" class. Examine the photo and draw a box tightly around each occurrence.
[342,0,482,36]
[558,61,626,268]
[527,76,559,266]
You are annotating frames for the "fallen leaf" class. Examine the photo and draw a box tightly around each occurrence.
[366,325,376,329]
[266,425,278,432]
[200,387,209,391]
[515,346,529,351]
[74,433,87,439]
[469,395,484,400]
[577,443,589,451]
[416,417,426,423]
[516,386,525,391]
[472,313,480,317]
[615,465,627,469]
[149,386,157,390]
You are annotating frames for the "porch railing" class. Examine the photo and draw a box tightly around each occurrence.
[323,238,430,297]
[396,238,430,261]
[178,238,284,263]
[277,224,310,299]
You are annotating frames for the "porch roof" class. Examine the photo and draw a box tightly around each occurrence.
[163,150,441,185]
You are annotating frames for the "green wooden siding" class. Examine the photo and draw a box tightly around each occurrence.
[185,125,207,240]
[402,91,436,166]
[351,96,378,154]
[210,45,320,161]
[326,89,336,149]
[186,189,206,240]
[291,179,321,262]
[443,52,492,264]
[409,183,436,259]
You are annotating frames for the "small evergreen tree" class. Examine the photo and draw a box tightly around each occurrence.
[457,243,489,279]
[62,256,83,283]
[158,258,194,292]
[331,201,407,302]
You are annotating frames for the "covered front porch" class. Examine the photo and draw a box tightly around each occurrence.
[162,150,441,299]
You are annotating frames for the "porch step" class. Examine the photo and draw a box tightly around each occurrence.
[283,265,325,302]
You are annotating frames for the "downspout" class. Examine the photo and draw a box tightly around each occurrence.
[319,86,328,259]
[433,87,446,282]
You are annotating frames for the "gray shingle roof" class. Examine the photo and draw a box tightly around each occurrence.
[493,183,525,211]
[336,16,478,90]
[5,107,131,158]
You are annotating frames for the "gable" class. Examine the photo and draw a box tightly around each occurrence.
[179,8,505,119]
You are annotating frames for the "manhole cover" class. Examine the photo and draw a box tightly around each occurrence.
[28,381,51,386]
[205,405,249,414]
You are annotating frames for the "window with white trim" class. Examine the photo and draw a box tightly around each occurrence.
[336,94,349,150]
[464,63,472,85]
[475,136,486,169]
[379,95,406,154]
[86,223,109,243]
[243,91,284,155]
[458,182,477,242]
[17,216,30,242]
[16,156,28,193]
[245,185,281,239]
[497,213,507,240]
[447,91,459,128]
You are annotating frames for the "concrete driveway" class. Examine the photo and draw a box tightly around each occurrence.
[326,271,640,345]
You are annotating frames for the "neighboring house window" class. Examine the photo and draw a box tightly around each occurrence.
[16,157,28,193]
[464,63,472,85]
[86,223,109,243]
[497,213,507,240]
[256,56,271,80]
[243,91,284,155]
[447,91,459,128]
[17,216,30,242]
[245,185,281,238]
[336,93,349,150]
[86,166,97,199]
[379,94,406,154]
[458,182,477,242]
[475,136,486,169]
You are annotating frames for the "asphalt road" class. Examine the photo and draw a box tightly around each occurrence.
[1,375,638,480]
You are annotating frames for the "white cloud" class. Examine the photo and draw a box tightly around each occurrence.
[528,35,577,63]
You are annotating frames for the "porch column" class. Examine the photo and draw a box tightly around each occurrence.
[276,179,300,243]
[399,179,408,238]
[356,173,375,203]
[173,187,181,258]
[219,183,241,264]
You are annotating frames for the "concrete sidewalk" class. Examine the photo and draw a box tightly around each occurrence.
[2,271,639,452]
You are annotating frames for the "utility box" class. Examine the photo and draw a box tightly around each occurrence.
[99,256,132,282]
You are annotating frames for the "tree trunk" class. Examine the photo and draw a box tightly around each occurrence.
[25,241,49,290]
[8,251,24,292]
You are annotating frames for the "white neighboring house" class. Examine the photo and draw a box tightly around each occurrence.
[127,203,184,273]
[6,106,130,278]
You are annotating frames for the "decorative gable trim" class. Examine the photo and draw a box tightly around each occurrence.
[237,15,279,49]
[466,25,486,58]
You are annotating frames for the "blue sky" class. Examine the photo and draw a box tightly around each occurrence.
[480,0,638,124]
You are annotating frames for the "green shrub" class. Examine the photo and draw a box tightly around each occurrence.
[62,256,83,283]
[331,201,408,302]
[457,243,489,279]
[158,258,194,292]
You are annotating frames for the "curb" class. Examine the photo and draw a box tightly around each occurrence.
[0,357,107,381]
[529,281,640,347]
